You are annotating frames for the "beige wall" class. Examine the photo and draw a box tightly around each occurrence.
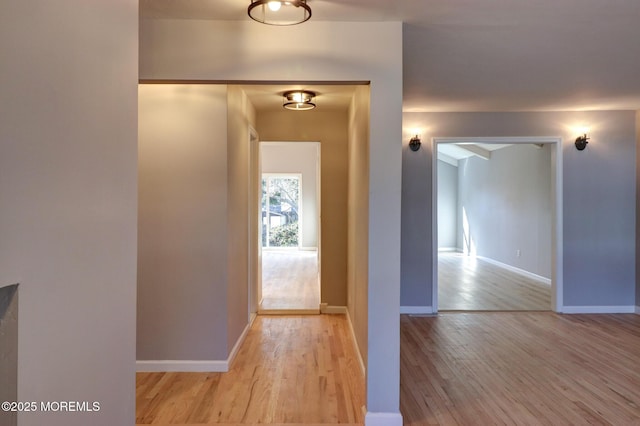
[348,86,371,364]
[0,2,138,424]
[138,84,230,361]
[226,86,257,350]
[257,110,348,306]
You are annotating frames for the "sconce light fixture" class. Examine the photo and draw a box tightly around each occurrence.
[248,0,312,26]
[575,133,590,151]
[409,135,422,151]
[283,90,316,111]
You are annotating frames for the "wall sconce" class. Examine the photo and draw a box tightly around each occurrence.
[575,133,590,151]
[409,135,421,151]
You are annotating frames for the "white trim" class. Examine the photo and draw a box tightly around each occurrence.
[346,308,366,376]
[435,136,561,144]
[259,308,319,315]
[562,306,636,314]
[227,313,256,367]
[437,152,458,167]
[552,138,564,312]
[431,142,439,314]
[636,306,640,314]
[320,303,348,314]
[400,306,434,315]
[299,246,318,251]
[137,314,256,373]
[136,360,228,372]
[432,136,564,314]
[437,247,458,252]
[476,255,551,285]
[365,411,403,426]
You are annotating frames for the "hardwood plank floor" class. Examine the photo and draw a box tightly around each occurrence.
[400,312,640,425]
[261,250,320,311]
[438,253,551,311]
[136,315,365,425]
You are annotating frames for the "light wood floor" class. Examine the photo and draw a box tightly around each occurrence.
[400,312,640,425]
[136,315,364,425]
[261,250,320,311]
[438,253,551,311]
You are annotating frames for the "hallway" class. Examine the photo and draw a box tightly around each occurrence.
[260,250,320,311]
[136,315,364,425]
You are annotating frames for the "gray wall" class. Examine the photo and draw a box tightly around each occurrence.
[0,285,18,426]
[261,143,319,248]
[402,111,636,309]
[437,160,458,250]
[401,136,432,307]
[0,2,138,424]
[457,144,552,278]
[138,84,229,361]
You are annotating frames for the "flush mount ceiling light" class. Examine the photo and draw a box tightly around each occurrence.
[248,0,312,26]
[283,90,316,110]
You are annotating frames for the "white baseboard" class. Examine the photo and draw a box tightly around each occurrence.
[477,255,551,285]
[400,305,434,315]
[227,313,256,368]
[346,308,366,377]
[137,314,256,373]
[365,411,403,426]
[259,308,320,315]
[562,306,637,314]
[320,303,348,314]
[636,306,640,314]
[438,247,458,252]
[136,360,228,372]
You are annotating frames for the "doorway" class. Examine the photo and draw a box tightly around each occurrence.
[432,137,563,313]
[259,142,320,313]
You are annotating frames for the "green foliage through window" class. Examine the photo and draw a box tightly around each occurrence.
[268,221,299,247]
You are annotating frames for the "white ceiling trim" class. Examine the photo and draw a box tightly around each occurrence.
[456,144,491,161]
[437,152,458,167]
[434,136,562,145]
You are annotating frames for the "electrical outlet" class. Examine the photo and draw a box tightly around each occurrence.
[516,249,521,257]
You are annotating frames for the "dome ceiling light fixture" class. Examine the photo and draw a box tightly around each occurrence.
[248,0,312,26]
[283,90,316,111]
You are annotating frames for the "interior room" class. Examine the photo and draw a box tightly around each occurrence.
[2,1,640,426]
[436,141,553,311]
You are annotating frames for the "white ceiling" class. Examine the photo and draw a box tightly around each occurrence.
[140,0,640,112]
[437,143,512,166]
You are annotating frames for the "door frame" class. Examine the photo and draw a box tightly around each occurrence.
[248,126,261,316]
[255,141,322,311]
[432,136,564,313]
